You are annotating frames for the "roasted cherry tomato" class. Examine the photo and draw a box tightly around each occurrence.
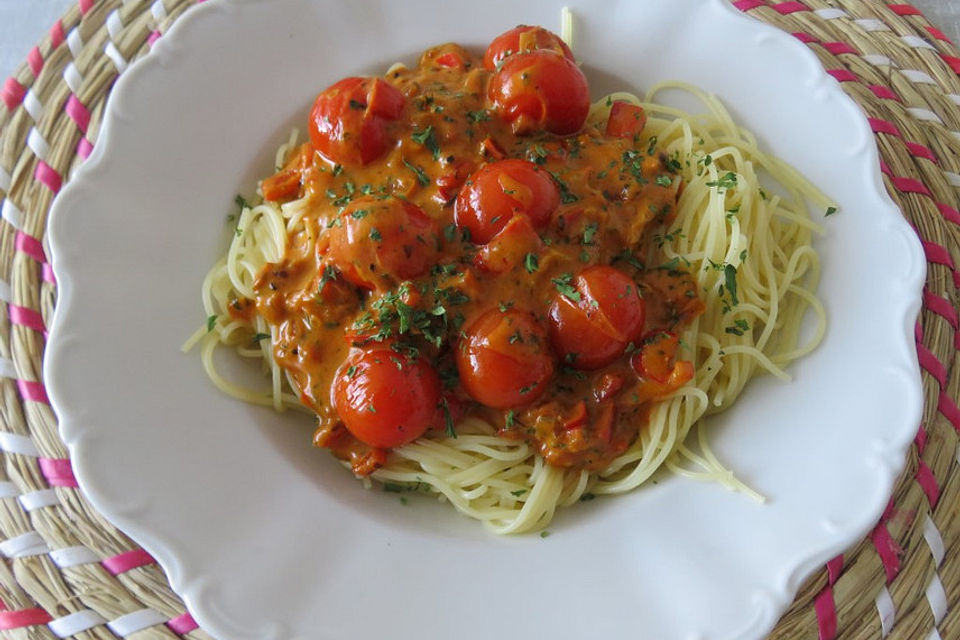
[483,25,575,71]
[548,265,645,370]
[308,76,405,166]
[420,43,472,70]
[455,159,560,244]
[474,213,544,273]
[630,330,694,402]
[332,345,441,449]
[605,101,647,139]
[261,143,313,202]
[457,308,554,409]
[487,50,590,136]
[326,196,437,290]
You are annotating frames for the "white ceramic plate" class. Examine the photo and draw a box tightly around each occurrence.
[45,1,925,638]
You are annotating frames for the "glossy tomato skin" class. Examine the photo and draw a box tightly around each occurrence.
[487,50,590,136]
[308,76,405,166]
[548,266,646,370]
[454,159,560,244]
[483,25,575,71]
[332,345,441,449]
[457,309,555,409]
[326,196,437,290]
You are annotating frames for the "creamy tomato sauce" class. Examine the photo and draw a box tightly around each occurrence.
[248,27,703,476]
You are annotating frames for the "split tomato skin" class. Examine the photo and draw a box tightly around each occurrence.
[483,25,575,71]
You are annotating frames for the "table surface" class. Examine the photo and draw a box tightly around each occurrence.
[0,0,958,81]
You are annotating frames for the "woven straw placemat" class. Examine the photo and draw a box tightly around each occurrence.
[0,0,957,638]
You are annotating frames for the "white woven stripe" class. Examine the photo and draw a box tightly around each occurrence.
[0,481,19,499]
[952,131,960,145]
[105,41,129,73]
[815,8,847,20]
[926,573,948,624]
[0,531,50,557]
[0,279,12,303]
[927,629,943,640]
[907,107,944,124]
[50,545,99,568]
[856,18,889,32]
[902,35,937,51]
[63,61,84,94]
[902,69,938,85]
[23,89,44,121]
[106,10,124,41]
[923,514,946,565]
[48,610,108,638]
[876,586,896,637]
[0,164,10,192]
[66,27,84,58]
[151,0,168,21]
[107,609,168,636]
[0,431,40,457]
[2,198,23,229]
[27,128,50,162]
[945,171,960,188]
[18,488,60,511]
[863,54,896,67]
[947,94,960,106]
[0,357,15,378]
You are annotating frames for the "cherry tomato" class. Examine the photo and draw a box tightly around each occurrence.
[483,25,574,71]
[308,76,405,166]
[548,265,645,370]
[261,143,314,202]
[326,196,437,290]
[474,213,543,274]
[630,331,694,402]
[456,308,554,409]
[487,50,590,136]
[332,345,441,449]
[455,159,559,244]
[420,44,472,70]
[605,101,647,139]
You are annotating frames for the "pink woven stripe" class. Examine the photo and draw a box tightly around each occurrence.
[167,612,199,634]
[905,141,937,163]
[923,290,959,328]
[891,175,932,195]
[922,240,957,270]
[916,460,940,507]
[65,94,91,133]
[26,47,44,78]
[147,30,162,47]
[937,202,960,226]
[940,392,960,431]
[50,21,66,50]
[917,342,948,387]
[35,160,63,193]
[868,85,900,101]
[17,380,49,405]
[38,457,78,487]
[15,231,47,263]
[733,0,766,11]
[0,608,53,630]
[9,305,46,334]
[915,423,928,454]
[1,77,26,112]
[826,69,857,82]
[927,26,951,42]
[78,0,94,15]
[888,3,921,15]
[942,55,960,75]
[102,548,155,575]
[773,1,808,13]
[42,263,55,285]
[814,587,838,640]
[826,555,844,584]
[793,32,817,44]
[77,138,93,159]
[869,117,901,137]
[823,42,858,55]
[871,524,902,583]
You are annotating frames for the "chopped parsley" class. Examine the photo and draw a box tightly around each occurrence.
[825,206,837,217]
[725,318,750,336]
[411,126,441,160]
[403,159,431,186]
[581,222,598,245]
[706,172,738,190]
[206,315,217,332]
[369,227,382,242]
[552,273,582,302]
[524,252,539,273]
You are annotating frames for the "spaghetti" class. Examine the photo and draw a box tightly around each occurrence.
[184,30,826,534]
